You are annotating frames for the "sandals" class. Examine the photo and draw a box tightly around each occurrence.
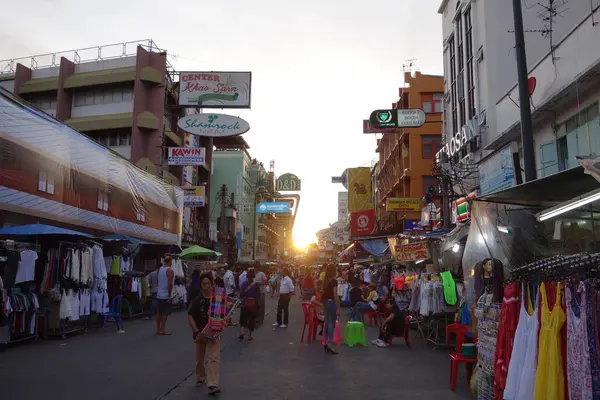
[159,332,172,336]
[208,386,221,396]
[196,379,206,387]
[238,334,245,341]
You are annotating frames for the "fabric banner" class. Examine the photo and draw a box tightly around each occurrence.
[388,239,430,262]
[347,167,373,213]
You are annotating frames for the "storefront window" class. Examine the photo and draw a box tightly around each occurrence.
[557,102,599,171]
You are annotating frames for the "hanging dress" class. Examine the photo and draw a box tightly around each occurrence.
[493,282,521,399]
[565,282,592,400]
[534,282,566,400]
[585,280,600,399]
[504,283,539,400]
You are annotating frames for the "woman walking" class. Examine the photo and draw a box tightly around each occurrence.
[188,273,222,396]
[322,264,340,355]
[239,269,260,341]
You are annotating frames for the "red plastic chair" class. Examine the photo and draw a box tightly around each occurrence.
[301,303,323,344]
[446,323,477,391]
[363,311,380,327]
[386,315,413,347]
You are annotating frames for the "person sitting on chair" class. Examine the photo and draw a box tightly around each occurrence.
[372,299,407,348]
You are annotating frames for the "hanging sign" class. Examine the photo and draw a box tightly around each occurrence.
[256,202,291,214]
[350,209,375,237]
[178,71,252,108]
[167,147,205,166]
[392,242,430,262]
[183,186,206,207]
[385,198,421,212]
[276,173,301,191]
[369,109,427,129]
[177,114,250,137]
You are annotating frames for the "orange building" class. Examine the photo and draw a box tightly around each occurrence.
[374,71,443,233]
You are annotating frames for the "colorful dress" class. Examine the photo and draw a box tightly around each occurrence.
[494,282,520,398]
[565,282,592,400]
[504,283,539,400]
[585,280,600,399]
[534,282,566,400]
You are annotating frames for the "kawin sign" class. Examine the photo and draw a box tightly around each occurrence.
[177,114,250,138]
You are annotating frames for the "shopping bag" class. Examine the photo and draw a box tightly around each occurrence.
[321,320,342,346]
[265,285,271,293]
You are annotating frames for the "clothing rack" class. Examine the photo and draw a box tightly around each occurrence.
[511,252,600,281]
[0,239,40,252]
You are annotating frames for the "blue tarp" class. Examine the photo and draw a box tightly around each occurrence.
[101,233,148,244]
[0,223,92,237]
[358,239,390,257]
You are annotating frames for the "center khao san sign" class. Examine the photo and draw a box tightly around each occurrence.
[177,114,250,138]
[276,173,301,192]
[178,71,252,108]
[369,109,426,129]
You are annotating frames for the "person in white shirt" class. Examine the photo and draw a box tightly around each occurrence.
[253,265,268,326]
[223,266,236,297]
[363,266,372,284]
[273,268,294,328]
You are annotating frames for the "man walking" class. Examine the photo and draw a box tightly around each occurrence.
[145,264,159,320]
[254,264,267,326]
[156,256,174,335]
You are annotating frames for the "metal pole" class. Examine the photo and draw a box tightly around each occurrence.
[512,0,537,182]
[252,166,258,261]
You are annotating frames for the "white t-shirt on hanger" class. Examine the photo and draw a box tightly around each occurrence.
[15,250,38,284]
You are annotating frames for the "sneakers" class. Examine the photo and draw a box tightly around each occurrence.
[371,339,381,346]
[371,339,389,347]
[272,322,280,327]
[279,324,287,328]
[208,386,221,396]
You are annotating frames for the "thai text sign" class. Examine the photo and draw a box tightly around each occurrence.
[385,197,421,212]
[392,241,430,262]
[168,147,205,166]
[256,202,290,214]
[178,72,252,108]
[183,186,206,207]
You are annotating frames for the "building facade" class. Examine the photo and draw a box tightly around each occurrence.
[439,0,600,196]
[0,40,221,246]
[374,71,444,233]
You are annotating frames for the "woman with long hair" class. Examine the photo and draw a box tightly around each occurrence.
[321,264,340,355]
[238,269,260,341]
[187,272,222,396]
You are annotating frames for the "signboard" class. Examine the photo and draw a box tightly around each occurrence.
[479,146,516,195]
[276,173,301,192]
[363,119,396,134]
[183,186,206,207]
[347,167,373,213]
[256,202,291,214]
[350,209,375,237]
[390,241,430,262]
[436,119,477,162]
[369,109,427,129]
[330,221,350,244]
[331,176,345,184]
[177,114,250,137]
[338,191,348,222]
[167,147,205,166]
[385,197,421,212]
[178,71,252,108]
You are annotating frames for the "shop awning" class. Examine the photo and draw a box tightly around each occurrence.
[0,223,92,237]
[180,245,220,259]
[101,233,149,244]
[478,167,599,207]
[357,239,389,257]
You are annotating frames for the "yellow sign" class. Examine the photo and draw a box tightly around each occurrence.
[183,186,206,207]
[386,197,421,212]
[347,167,373,213]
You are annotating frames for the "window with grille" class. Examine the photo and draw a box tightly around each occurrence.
[38,171,55,195]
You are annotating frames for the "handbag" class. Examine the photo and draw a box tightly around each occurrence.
[243,297,258,312]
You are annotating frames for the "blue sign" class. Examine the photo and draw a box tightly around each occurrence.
[256,202,290,214]
[479,147,516,195]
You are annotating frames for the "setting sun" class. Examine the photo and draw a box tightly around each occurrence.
[293,225,316,250]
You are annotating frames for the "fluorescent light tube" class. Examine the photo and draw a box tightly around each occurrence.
[537,189,600,222]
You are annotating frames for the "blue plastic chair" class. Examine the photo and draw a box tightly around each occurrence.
[102,295,124,331]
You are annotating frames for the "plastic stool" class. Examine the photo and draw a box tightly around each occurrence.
[344,321,367,347]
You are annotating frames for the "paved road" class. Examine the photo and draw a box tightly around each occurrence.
[0,296,472,400]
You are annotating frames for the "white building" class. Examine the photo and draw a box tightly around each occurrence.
[439,0,600,195]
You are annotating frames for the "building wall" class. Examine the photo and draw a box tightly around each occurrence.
[376,71,443,231]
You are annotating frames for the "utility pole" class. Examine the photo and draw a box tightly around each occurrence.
[251,164,259,261]
[218,184,228,262]
[512,0,537,182]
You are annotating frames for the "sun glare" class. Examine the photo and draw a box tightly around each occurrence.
[293,226,316,250]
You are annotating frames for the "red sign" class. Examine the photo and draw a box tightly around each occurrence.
[393,242,430,262]
[351,209,376,236]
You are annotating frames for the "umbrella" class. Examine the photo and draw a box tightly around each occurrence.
[180,245,220,259]
[0,223,92,237]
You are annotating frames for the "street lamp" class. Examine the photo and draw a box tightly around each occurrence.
[252,185,269,261]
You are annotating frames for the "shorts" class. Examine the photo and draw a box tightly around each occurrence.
[157,299,172,316]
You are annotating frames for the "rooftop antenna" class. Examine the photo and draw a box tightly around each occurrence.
[402,59,417,74]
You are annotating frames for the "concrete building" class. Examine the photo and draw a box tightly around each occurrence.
[374,71,444,233]
[0,40,240,247]
[438,0,600,195]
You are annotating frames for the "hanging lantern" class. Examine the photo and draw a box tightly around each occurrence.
[456,197,470,222]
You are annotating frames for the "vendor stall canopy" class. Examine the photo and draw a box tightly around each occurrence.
[0,223,92,237]
[180,245,222,259]
[0,88,184,245]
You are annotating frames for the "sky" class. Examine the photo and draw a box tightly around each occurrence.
[1,0,444,248]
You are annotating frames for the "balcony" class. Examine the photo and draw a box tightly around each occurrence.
[182,224,214,249]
